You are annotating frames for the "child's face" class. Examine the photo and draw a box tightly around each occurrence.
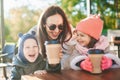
[23,39,39,62]
[75,30,91,47]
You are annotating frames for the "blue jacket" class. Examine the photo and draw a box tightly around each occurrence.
[10,54,46,80]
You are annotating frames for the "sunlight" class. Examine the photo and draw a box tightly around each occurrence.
[4,0,57,15]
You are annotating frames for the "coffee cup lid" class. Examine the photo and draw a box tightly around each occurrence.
[88,49,104,54]
[44,40,60,45]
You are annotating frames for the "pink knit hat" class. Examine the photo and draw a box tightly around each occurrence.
[76,15,103,40]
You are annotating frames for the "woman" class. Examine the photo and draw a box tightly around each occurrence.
[28,5,72,71]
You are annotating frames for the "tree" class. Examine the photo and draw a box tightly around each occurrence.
[57,0,86,27]
[58,0,117,30]
[90,0,116,29]
[4,6,42,42]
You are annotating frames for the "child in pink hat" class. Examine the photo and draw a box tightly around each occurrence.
[63,14,120,73]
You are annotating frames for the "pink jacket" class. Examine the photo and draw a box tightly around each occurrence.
[75,36,109,55]
[62,35,120,70]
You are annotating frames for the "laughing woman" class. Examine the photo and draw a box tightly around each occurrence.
[28,5,72,72]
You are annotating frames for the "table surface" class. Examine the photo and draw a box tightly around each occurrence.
[22,68,120,80]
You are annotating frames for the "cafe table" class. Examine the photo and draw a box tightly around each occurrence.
[21,68,120,80]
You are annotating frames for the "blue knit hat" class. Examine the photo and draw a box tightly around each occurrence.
[17,31,38,63]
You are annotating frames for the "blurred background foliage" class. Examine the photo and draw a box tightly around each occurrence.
[5,6,42,41]
[3,0,119,43]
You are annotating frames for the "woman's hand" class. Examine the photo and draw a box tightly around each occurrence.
[101,56,112,70]
[80,58,92,72]
[34,70,47,75]
[59,49,63,59]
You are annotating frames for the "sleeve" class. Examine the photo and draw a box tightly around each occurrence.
[46,61,61,72]
[103,46,120,68]
[10,66,21,80]
[38,57,46,70]
[62,34,77,55]
[62,43,75,55]
[104,53,120,68]
[69,50,88,70]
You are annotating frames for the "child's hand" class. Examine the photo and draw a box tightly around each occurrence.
[80,58,92,72]
[34,70,47,75]
[101,56,112,70]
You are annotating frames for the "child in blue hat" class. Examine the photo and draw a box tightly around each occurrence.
[10,31,46,80]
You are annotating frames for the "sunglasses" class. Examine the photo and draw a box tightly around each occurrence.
[46,24,64,30]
